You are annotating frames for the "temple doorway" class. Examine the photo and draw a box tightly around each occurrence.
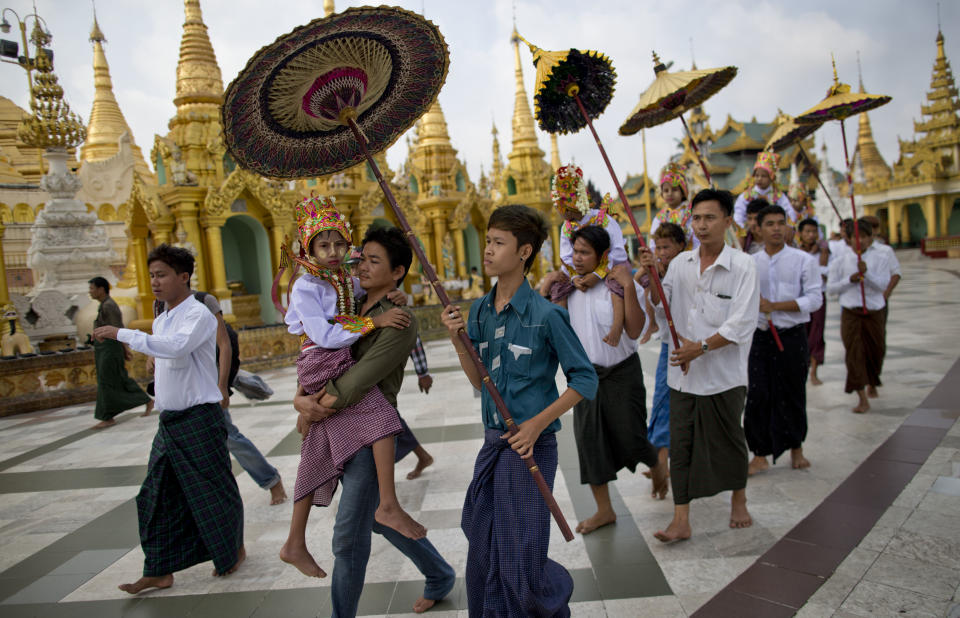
[221,214,275,326]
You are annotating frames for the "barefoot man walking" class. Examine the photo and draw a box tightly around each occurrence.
[642,189,759,543]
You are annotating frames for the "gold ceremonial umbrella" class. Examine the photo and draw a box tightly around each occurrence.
[619,53,737,185]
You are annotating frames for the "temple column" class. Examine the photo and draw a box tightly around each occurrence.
[173,203,208,292]
[453,228,468,279]
[550,224,561,269]
[0,221,9,306]
[431,216,446,276]
[888,202,901,245]
[201,216,230,301]
[922,196,937,240]
[131,233,152,324]
[937,195,949,237]
[152,218,174,246]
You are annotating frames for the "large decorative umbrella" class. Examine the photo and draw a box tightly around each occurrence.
[795,57,891,314]
[765,111,843,221]
[513,33,681,351]
[619,53,737,186]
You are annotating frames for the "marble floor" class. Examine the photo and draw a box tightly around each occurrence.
[0,251,958,617]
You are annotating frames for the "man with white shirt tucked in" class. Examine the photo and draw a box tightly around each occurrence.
[642,188,760,544]
[827,218,891,414]
[744,205,822,477]
[93,244,244,595]
[565,225,666,535]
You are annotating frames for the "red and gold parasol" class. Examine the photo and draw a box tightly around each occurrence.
[795,57,891,313]
[224,7,575,541]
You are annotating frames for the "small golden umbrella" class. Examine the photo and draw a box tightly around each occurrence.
[619,53,737,185]
[514,32,682,351]
[795,57,892,313]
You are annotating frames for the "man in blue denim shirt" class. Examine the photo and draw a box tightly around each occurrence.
[442,205,597,617]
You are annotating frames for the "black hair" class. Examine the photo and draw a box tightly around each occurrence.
[569,225,610,259]
[691,188,734,217]
[798,218,819,232]
[842,217,873,238]
[757,204,787,226]
[361,225,414,285]
[88,276,110,294]
[746,198,770,216]
[487,204,548,273]
[147,244,194,277]
[653,221,686,247]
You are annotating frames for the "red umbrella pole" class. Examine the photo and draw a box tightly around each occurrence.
[678,113,713,187]
[838,120,868,315]
[765,313,784,352]
[572,93,681,352]
[346,117,576,542]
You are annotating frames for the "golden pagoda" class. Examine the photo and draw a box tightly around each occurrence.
[852,73,892,188]
[859,28,960,246]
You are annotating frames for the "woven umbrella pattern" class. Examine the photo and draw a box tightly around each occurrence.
[795,61,890,124]
[222,6,448,178]
[619,53,737,135]
[765,110,822,152]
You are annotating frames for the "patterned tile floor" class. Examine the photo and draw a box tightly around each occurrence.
[0,251,958,617]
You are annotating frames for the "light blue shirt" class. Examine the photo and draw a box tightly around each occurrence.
[467,280,598,433]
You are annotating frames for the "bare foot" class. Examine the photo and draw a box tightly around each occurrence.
[118,574,173,595]
[730,497,752,529]
[412,596,437,613]
[650,462,669,500]
[575,510,616,534]
[214,545,246,576]
[269,480,288,505]
[602,329,622,347]
[791,448,811,470]
[809,374,822,386]
[654,518,691,543]
[375,502,426,540]
[852,396,870,414]
[866,385,878,398]
[280,541,326,578]
[91,419,116,430]
[747,456,770,476]
[141,400,154,417]
[407,454,434,480]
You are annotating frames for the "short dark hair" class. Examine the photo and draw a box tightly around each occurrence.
[88,276,110,294]
[746,198,770,216]
[487,204,548,273]
[361,225,413,285]
[842,217,873,238]
[757,204,786,226]
[653,221,686,247]
[569,225,610,259]
[798,218,819,232]
[147,244,194,277]
[691,188,734,216]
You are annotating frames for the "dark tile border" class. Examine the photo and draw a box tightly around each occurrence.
[694,357,960,616]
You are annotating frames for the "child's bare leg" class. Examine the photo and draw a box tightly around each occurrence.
[279,493,326,577]
[372,437,427,539]
[603,294,625,347]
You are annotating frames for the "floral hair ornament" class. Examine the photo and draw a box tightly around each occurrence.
[295,194,352,255]
[788,181,807,203]
[659,161,688,198]
[753,150,780,177]
[551,163,590,216]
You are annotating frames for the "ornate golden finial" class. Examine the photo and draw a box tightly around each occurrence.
[652,51,666,74]
[857,50,864,93]
[175,0,224,109]
[17,43,86,149]
[831,53,839,86]
[323,0,335,17]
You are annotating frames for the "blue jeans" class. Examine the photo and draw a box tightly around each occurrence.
[332,446,455,618]
[223,408,280,490]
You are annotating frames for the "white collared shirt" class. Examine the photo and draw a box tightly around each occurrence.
[655,244,759,395]
[826,243,892,311]
[871,242,902,277]
[117,295,221,412]
[733,187,798,227]
[285,274,365,348]
[559,209,629,272]
[753,245,822,329]
[567,279,643,368]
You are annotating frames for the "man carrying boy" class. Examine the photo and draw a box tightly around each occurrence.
[93,245,244,593]
[642,189,759,543]
[441,204,597,616]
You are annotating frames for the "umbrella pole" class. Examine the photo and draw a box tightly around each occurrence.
[572,93,681,351]
[345,116,576,542]
[838,120,868,315]
[796,143,843,222]
[677,113,713,187]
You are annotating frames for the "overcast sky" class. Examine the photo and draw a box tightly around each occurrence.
[1,0,955,195]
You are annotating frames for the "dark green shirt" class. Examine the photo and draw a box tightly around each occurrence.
[324,296,417,409]
[94,297,124,329]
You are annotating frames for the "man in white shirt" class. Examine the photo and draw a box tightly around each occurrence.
[642,188,759,543]
[864,214,902,395]
[94,245,244,594]
[827,219,891,413]
[744,205,822,477]
[565,225,666,534]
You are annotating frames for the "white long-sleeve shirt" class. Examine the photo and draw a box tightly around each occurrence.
[284,273,365,348]
[826,242,892,311]
[753,245,823,330]
[567,279,644,368]
[655,244,760,395]
[117,295,221,412]
[733,186,798,227]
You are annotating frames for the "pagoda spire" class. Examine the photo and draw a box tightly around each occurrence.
[174,0,223,111]
[853,57,891,186]
[509,28,541,153]
[416,98,453,148]
[491,122,503,182]
[80,14,153,180]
